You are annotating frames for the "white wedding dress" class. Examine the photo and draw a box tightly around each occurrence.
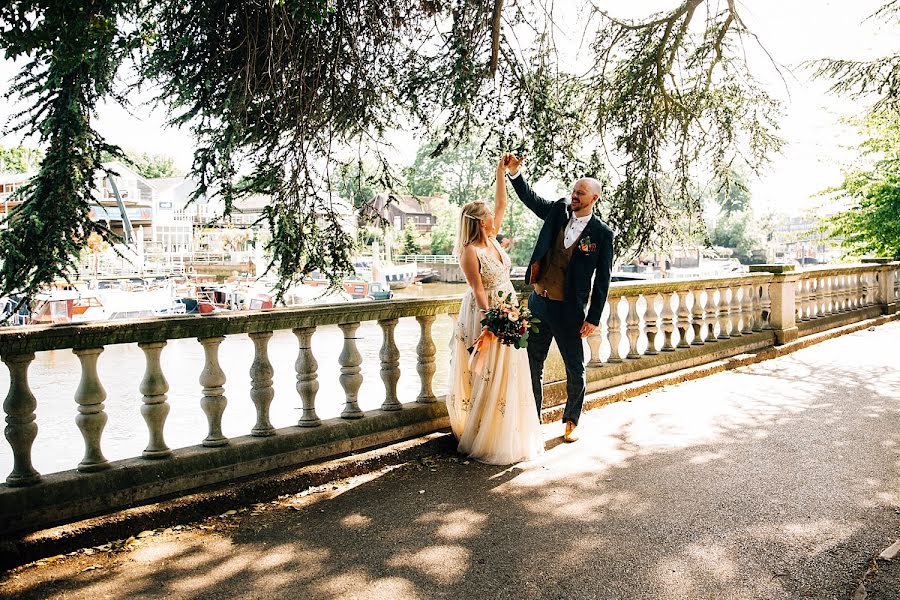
[446,238,544,465]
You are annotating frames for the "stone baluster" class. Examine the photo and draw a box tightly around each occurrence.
[793,279,804,322]
[808,277,818,318]
[705,288,720,342]
[198,337,228,447]
[717,286,731,339]
[660,293,676,351]
[741,283,754,334]
[869,271,878,305]
[815,276,826,318]
[138,341,172,459]
[644,293,660,355]
[830,276,838,313]
[824,276,835,315]
[73,347,110,472]
[586,327,604,367]
[841,274,851,311]
[691,289,705,345]
[873,270,884,305]
[606,296,623,362]
[587,304,606,366]
[294,327,321,427]
[416,315,437,403]
[625,295,642,358]
[379,318,401,411]
[802,278,815,321]
[847,274,855,310]
[3,353,41,486]
[339,322,364,418]
[726,284,741,335]
[834,275,843,313]
[856,272,865,307]
[861,272,871,306]
[676,290,691,348]
[761,281,772,328]
[751,282,764,332]
[249,331,275,437]
[838,275,849,312]
[864,271,872,306]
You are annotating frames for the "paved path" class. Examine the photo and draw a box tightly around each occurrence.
[3,322,900,599]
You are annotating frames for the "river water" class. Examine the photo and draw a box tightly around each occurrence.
[0,283,469,477]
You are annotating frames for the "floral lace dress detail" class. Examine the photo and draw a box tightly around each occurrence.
[446,239,544,465]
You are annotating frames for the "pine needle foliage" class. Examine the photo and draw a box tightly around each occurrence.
[0,0,818,299]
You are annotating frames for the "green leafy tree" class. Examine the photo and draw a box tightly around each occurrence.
[429,197,460,255]
[809,2,900,260]
[0,145,43,174]
[500,197,541,267]
[809,2,900,116]
[404,140,491,205]
[1,0,790,299]
[403,149,445,197]
[401,221,420,255]
[102,149,181,179]
[821,112,900,259]
[437,143,493,206]
[0,1,141,299]
[709,211,765,263]
[714,167,752,217]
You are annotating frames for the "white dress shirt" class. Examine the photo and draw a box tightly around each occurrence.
[563,212,592,249]
[509,170,591,249]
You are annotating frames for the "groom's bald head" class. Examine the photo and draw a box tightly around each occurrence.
[570,177,602,215]
[579,177,603,198]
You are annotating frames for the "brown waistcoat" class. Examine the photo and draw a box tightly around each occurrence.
[534,227,576,301]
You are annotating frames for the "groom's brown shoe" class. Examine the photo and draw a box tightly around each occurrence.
[564,420,579,443]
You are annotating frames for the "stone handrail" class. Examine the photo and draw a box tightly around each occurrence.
[1,262,897,536]
[0,297,462,354]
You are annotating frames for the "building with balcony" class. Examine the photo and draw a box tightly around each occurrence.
[372,193,438,233]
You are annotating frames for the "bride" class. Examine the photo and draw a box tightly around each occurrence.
[446,153,544,465]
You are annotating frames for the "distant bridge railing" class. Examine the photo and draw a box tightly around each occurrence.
[394,254,458,264]
[0,261,897,536]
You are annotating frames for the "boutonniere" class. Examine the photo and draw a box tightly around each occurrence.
[578,236,597,253]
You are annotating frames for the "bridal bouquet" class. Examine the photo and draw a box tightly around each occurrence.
[479,292,540,349]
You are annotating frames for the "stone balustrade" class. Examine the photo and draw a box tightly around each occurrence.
[1,262,897,536]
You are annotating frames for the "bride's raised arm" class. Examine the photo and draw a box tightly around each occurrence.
[492,154,509,238]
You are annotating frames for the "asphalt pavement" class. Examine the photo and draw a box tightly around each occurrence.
[2,321,899,600]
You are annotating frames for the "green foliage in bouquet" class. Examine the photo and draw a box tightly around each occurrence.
[480,292,540,349]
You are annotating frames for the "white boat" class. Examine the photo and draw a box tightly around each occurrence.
[282,283,355,306]
[354,257,417,290]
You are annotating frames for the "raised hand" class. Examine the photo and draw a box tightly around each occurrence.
[505,151,524,175]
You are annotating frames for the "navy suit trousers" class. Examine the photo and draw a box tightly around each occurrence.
[526,291,586,425]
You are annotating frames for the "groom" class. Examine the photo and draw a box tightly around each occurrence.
[505,154,614,443]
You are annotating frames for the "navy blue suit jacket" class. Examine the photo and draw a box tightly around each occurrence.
[509,173,614,326]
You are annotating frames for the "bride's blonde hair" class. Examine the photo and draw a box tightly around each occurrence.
[454,200,490,256]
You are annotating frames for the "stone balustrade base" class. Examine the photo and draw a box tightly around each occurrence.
[539,331,776,414]
[540,311,900,424]
[0,402,449,537]
[796,306,885,337]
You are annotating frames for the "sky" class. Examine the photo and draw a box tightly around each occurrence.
[0,0,896,216]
